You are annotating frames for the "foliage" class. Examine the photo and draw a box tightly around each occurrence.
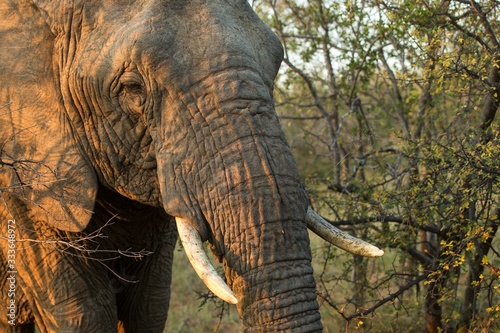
[251,0,500,332]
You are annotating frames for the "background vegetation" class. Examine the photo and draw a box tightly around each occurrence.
[166,0,500,332]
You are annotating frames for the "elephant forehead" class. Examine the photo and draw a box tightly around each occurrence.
[122,1,280,86]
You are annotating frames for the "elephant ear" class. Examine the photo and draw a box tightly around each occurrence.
[2,113,98,233]
[0,1,98,232]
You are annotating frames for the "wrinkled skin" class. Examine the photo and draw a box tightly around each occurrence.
[0,1,322,332]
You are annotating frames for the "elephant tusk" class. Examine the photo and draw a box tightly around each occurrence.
[175,217,238,304]
[306,208,384,258]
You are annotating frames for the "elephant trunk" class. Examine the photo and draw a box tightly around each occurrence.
[224,202,322,332]
[211,145,323,332]
[235,263,322,332]
[157,68,323,331]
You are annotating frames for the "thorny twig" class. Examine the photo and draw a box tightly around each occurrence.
[0,215,153,283]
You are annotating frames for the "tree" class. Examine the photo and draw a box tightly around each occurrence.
[256,0,500,331]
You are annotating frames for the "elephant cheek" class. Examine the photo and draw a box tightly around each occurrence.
[156,152,209,240]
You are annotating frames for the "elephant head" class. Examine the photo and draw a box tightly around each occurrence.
[0,1,382,331]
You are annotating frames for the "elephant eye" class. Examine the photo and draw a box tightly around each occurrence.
[118,73,147,109]
[122,82,145,96]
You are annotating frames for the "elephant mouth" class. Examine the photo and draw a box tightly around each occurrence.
[174,208,383,304]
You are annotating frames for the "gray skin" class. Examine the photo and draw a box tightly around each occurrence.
[0,0,322,332]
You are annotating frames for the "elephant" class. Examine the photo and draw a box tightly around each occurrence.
[0,0,383,332]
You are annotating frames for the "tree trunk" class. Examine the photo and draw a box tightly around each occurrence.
[479,53,500,135]
[353,255,367,309]
[424,278,443,333]
[458,209,499,331]
[422,231,443,333]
